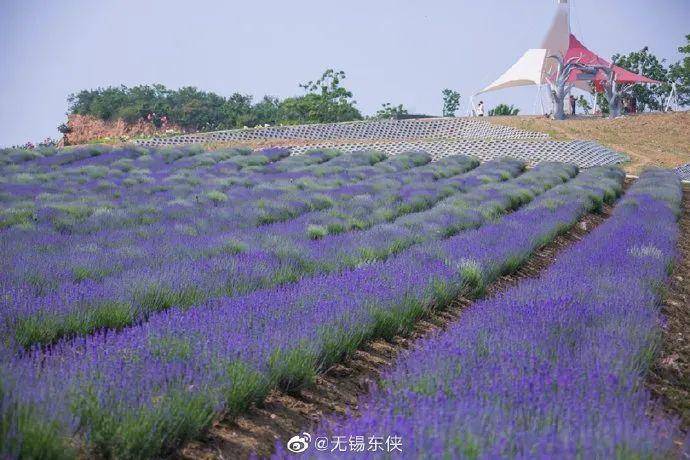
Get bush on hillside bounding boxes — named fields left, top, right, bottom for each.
left=488, top=104, right=520, bottom=116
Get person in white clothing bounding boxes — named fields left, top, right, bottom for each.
left=476, top=101, right=485, bottom=117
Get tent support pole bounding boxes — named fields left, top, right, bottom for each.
left=534, top=85, right=544, bottom=115
left=539, top=85, right=546, bottom=115
left=665, top=82, right=677, bottom=112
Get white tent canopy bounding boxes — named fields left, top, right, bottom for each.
left=476, top=49, right=548, bottom=95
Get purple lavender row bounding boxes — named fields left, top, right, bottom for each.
left=3, top=144, right=310, bottom=176
left=225, top=159, right=515, bottom=268
left=0, top=158, right=512, bottom=349
left=2, top=146, right=405, bottom=220
left=0, top=163, right=596, bottom=458
left=1, top=143, right=127, bottom=169
left=83, top=153, right=485, bottom=279
left=2, top=149, right=428, bottom=249
left=305, top=169, right=684, bottom=459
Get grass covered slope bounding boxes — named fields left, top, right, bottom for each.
left=490, top=112, right=690, bottom=175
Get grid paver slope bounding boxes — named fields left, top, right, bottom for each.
left=135, top=117, right=629, bottom=168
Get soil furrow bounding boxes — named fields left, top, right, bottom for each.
left=177, top=200, right=619, bottom=460
left=647, top=184, right=690, bottom=432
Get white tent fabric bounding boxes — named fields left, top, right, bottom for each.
left=541, top=0, right=593, bottom=93
left=475, top=0, right=570, bottom=96
left=541, top=0, right=571, bottom=79
left=476, top=49, right=548, bottom=95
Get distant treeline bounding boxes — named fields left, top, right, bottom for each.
left=67, top=70, right=364, bottom=132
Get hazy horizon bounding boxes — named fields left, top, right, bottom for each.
left=1, top=0, right=688, bottom=146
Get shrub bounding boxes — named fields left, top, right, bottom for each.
left=206, top=190, right=228, bottom=206
left=307, top=225, right=327, bottom=240
left=488, top=104, right=520, bottom=116
left=218, top=239, right=247, bottom=255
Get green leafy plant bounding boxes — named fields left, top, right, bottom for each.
left=442, top=89, right=461, bottom=117
left=375, top=102, right=409, bottom=119
left=488, top=104, right=520, bottom=116
left=577, top=95, right=592, bottom=114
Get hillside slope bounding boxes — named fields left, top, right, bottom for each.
left=489, top=112, right=690, bottom=174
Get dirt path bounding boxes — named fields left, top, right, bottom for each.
left=648, top=185, right=690, bottom=431
left=176, top=203, right=616, bottom=460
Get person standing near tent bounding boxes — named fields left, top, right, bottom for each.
left=476, top=101, right=485, bottom=117
left=569, top=95, right=576, bottom=116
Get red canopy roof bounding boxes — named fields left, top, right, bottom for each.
left=564, top=34, right=660, bottom=90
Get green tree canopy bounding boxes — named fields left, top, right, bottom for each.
left=612, top=47, right=671, bottom=111
left=442, top=89, right=461, bottom=117
left=281, top=69, right=362, bottom=124
left=374, top=103, right=409, bottom=119
left=66, top=69, right=362, bottom=131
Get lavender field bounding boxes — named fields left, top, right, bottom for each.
left=298, top=169, right=687, bottom=459
left=0, top=144, right=686, bottom=459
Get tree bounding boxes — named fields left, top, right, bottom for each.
left=289, top=69, right=363, bottom=123
left=546, top=54, right=602, bottom=119
left=166, top=86, right=228, bottom=131
left=600, top=66, right=624, bottom=118
left=278, top=93, right=326, bottom=125
left=669, top=34, right=690, bottom=106
left=488, top=104, right=519, bottom=116
left=442, top=89, right=461, bottom=117
left=374, top=103, right=409, bottom=119
left=222, top=93, right=254, bottom=128
left=612, top=47, right=670, bottom=111
left=250, top=96, right=281, bottom=127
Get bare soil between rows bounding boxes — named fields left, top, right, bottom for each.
left=648, top=185, right=690, bottom=433
left=176, top=199, right=618, bottom=459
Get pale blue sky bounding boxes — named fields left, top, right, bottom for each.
left=1, top=0, right=688, bottom=146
